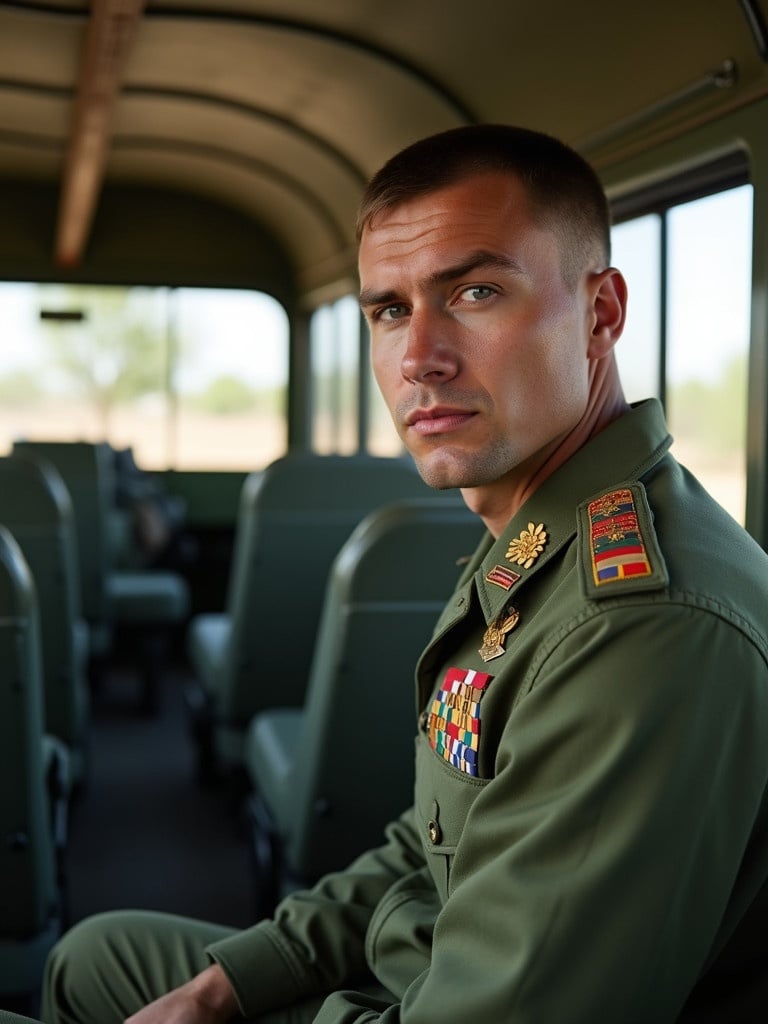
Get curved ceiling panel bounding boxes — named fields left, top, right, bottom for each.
left=106, top=146, right=358, bottom=295
left=0, top=0, right=766, bottom=302
left=112, top=93, right=364, bottom=240
left=125, top=14, right=468, bottom=222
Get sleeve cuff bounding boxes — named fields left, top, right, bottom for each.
left=206, top=919, right=313, bottom=1018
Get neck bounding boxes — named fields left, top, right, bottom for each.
left=463, top=359, right=629, bottom=537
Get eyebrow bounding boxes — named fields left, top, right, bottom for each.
left=358, top=249, right=524, bottom=309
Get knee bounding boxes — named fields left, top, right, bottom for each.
left=43, top=911, right=146, bottom=1024
left=47, top=910, right=132, bottom=976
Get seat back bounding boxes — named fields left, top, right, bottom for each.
left=220, top=453, right=439, bottom=725
left=0, top=527, right=59, bottom=992
left=0, top=454, right=88, bottom=761
left=13, top=440, right=113, bottom=626
left=281, top=498, right=485, bottom=879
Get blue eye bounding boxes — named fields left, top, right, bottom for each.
left=379, top=304, right=409, bottom=321
left=463, top=285, right=494, bottom=302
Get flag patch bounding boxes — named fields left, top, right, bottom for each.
left=588, top=487, right=652, bottom=586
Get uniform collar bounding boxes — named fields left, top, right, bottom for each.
left=471, top=399, right=673, bottom=623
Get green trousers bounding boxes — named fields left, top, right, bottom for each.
left=41, top=910, right=338, bottom=1024
left=0, top=1012, right=43, bottom=1023
left=41, top=910, right=395, bottom=1023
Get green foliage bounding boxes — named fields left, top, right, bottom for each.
left=190, top=376, right=285, bottom=416
left=197, top=375, right=255, bottom=414
left=39, top=285, right=165, bottom=429
left=0, top=368, right=43, bottom=405
left=668, top=354, right=747, bottom=458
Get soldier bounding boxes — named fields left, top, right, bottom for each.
left=43, top=125, right=768, bottom=1023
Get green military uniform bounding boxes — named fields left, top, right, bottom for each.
left=44, top=400, right=768, bottom=1023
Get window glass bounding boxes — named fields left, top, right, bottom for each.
left=0, top=283, right=288, bottom=470
left=171, top=288, right=288, bottom=470
left=365, top=322, right=404, bottom=456
left=666, top=185, right=752, bottom=523
left=310, top=295, right=360, bottom=453
left=610, top=214, right=662, bottom=403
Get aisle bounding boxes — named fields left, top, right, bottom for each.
left=65, top=663, right=255, bottom=931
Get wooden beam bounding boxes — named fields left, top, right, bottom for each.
left=55, top=0, right=145, bottom=267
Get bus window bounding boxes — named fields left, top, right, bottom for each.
left=0, top=283, right=289, bottom=471
left=611, top=183, right=753, bottom=524
left=611, top=214, right=662, bottom=405
left=367, top=349, right=404, bottom=456
left=666, top=187, right=752, bottom=525
left=171, top=288, right=289, bottom=470
left=310, top=295, right=360, bottom=454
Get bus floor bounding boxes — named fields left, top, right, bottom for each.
left=65, top=659, right=257, bottom=932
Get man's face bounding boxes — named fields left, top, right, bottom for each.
left=359, top=171, right=598, bottom=496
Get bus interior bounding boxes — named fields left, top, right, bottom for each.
left=1, top=0, right=768, bottom=1015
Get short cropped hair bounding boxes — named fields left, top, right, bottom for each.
left=356, top=124, right=611, bottom=288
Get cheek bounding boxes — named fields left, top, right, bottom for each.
left=492, top=313, right=589, bottom=422
left=536, top=325, right=591, bottom=416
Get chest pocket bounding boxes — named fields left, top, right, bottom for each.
left=414, top=734, right=489, bottom=903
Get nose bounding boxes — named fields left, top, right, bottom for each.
left=401, top=308, right=459, bottom=384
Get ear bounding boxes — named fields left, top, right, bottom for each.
left=587, top=268, right=627, bottom=358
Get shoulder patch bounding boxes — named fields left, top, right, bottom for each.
left=577, top=483, right=668, bottom=599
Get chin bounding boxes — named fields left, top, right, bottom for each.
left=413, top=440, right=517, bottom=492
left=412, top=453, right=481, bottom=491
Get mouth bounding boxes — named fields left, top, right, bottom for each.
left=404, top=406, right=477, bottom=437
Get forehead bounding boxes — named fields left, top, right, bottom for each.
left=358, top=171, right=546, bottom=281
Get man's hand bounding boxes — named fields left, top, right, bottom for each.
left=124, top=963, right=239, bottom=1024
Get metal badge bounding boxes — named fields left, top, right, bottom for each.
left=478, top=607, right=520, bottom=662
left=505, top=522, right=548, bottom=569
left=485, top=564, right=521, bottom=590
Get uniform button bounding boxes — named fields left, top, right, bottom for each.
left=427, top=819, right=442, bottom=845
left=418, top=710, right=429, bottom=731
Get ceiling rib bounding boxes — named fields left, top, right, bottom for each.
left=123, top=85, right=369, bottom=185
left=144, top=5, right=478, bottom=124
left=0, top=76, right=368, bottom=186
left=55, top=0, right=145, bottom=267
left=112, top=134, right=350, bottom=247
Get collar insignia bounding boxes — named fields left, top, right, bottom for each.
left=479, top=607, right=520, bottom=662
left=506, top=521, right=548, bottom=569
left=485, top=564, right=521, bottom=590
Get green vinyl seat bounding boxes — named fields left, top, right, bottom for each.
left=0, top=454, right=90, bottom=785
left=12, top=441, right=114, bottom=656
left=185, top=452, right=437, bottom=780
left=244, top=498, right=485, bottom=910
left=0, top=527, right=61, bottom=1004
left=13, top=441, right=190, bottom=711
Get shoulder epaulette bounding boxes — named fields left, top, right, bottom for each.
left=577, top=483, right=668, bottom=599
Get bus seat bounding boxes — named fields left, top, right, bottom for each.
left=13, top=441, right=190, bottom=712
left=0, top=527, right=61, bottom=1003
left=185, top=452, right=438, bottom=781
left=0, top=454, right=90, bottom=786
left=244, top=498, right=485, bottom=912
left=12, top=441, right=114, bottom=654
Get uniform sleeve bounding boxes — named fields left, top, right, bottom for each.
left=206, top=806, right=425, bottom=1017
left=311, top=600, right=768, bottom=1023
